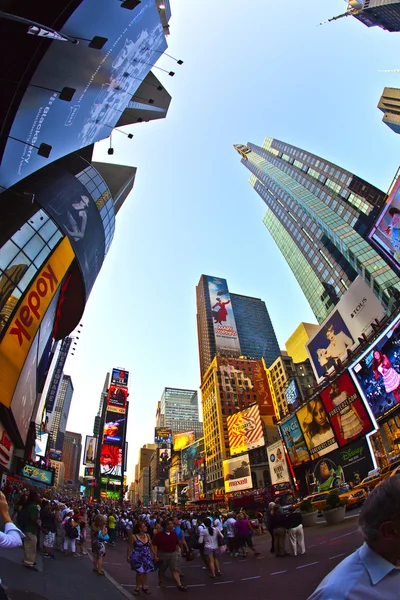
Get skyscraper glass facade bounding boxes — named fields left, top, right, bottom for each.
left=235, top=138, right=400, bottom=323
left=160, top=388, right=200, bottom=429
left=50, top=375, right=74, bottom=451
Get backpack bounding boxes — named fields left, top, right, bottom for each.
left=65, top=519, right=79, bottom=539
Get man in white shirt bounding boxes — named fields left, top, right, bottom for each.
left=225, top=513, right=237, bottom=556
left=0, top=491, right=24, bottom=598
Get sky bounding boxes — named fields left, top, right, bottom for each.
left=65, top=0, right=400, bottom=483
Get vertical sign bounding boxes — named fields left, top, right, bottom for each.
left=207, top=276, right=241, bottom=356
left=46, top=337, right=72, bottom=412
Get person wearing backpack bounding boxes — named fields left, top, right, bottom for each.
left=19, top=491, right=40, bottom=571
left=63, top=514, right=80, bottom=556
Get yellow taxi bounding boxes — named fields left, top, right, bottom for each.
left=299, top=486, right=367, bottom=512
left=352, top=473, right=381, bottom=492
left=380, top=459, right=400, bottom=481
left=390, top=465, right=400, bottom=478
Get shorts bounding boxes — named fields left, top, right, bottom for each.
left=43, top=532, right=56, bottom=548
left=236, top=534, right=253, bottom=548
left=204, top=547, right=219, bottom=556
left=158, top=551, right=180, bottom=572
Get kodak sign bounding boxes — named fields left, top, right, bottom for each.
left=0, top=237, right=74, bottom=409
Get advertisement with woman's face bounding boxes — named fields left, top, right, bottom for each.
left=297, top=399, right=338, bottom=459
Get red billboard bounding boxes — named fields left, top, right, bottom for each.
left=107, top=385, right=128, bottom=410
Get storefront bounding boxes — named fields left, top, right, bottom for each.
left=369, top=410, right=400, bottom=468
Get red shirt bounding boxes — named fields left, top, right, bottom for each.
left=152, top=529, right=178, bottom=553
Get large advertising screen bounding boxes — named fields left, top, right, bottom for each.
left=158, top=447, right=172, bottom=480
left=107, top=385, right=128, bottom=410
left=368, top=176, right=400, bottom=272
left=173, top=431, right=195, bottom=452
left=0, top=0, right=167, bottom=190
left=155, top=427, right=173, bottom=444
left=350, top=313, right=400, bottom=422
left=227, top=404, right=264, bottom=456
left=181, top=441, right=204, bottom=481
left=297, top=399, right=339, bottom=459
left=19, top=463, right=54, bottom=486
left=306, top=277, right=386, bottom=382
left=100, top=444, right=123, bottom=477
left=103, top=409, right=125, bottom=444
left=83, top=436, right=97, bottom=466
left=207, top=276, right=241, bottom=356
left=111, top=368, right=129, bottom=387
left=319, top=371, right=376, bottom=447
left=223, top=453, right=252, bottom=493
left=267, top=440, right=290, bottom=485
left=280, top=415, right=311, bottom=466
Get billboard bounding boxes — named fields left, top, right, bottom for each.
left=227, top=405, right=264, bottom=456
left=350, top=313, right=400, bottom=421
left=0, top=425, right=14, bottom=471
left=155, top=427, right=173, bottom=444
left=285, top=379, right=301, bottom=408
left=83, top=436, right=97, bottom=466
left=297, top=399, right=339, bottom=459
left=10, top=332, right=38, bottom=444
left=0, top=237, right=74, bottom=410
left=173, top=431, right=195, bottom=452
left=207, top=276, right=241, bottom=356
left=253, top=361, right=276, bottom=416
left=111, top=368, right=129, bottom=387
left=19, top=463, right=54, bottom=486
left=46, top=337, right=72, bottom=413
left=100, top=444, right=123, bottom=477
left=181, top=441, right=204, bottom=481
left=368, top=176, right=400, bottom=272
left=35, top=432, right=49, bottom=458
left=103, top=410, right=125, bottom=444
left=223, top=453, right=252, bottom=493
left=158, top=447, right=171, bottom=480
left=306, top=277, right=386, bottom=381
left=267, top=441, right=290, bottom=485
left=84, top=467, right=94, bottom=478
left=280, top=415, right=311, bottom=467
left=0, top=0, right=167, bottom=190
left=107, top=385, right=128, bottom=410
left=319, top=371, right=376, bottom=447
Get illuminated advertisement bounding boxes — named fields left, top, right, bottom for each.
left=227, top=405, right=264, bottom=456
left=350, top=314, right=400, bottom=421
left=158, top=448, right=171, bottom=480
left=107, top=385, right=128, bottom=410
left=297, top=399, right=339, bottom=459
left=306, top=277, right=386, bottom=381
left=369, top=176, right=400, bottom=272
left=0, top=237, right=74, bottom=410
left=100, top=444, right=122, bottom=477
left=267, top=441, right=290, bottom=485
left=0, top=425, right=14, bottom=471
left=285, top=379, right=301, bottom=408
left=19, top=463, right=54, bottom=486
left=0, top=0, right=167, bottom=190
left=223, top=453, right=252, bottom=493
left=173, top=431, right=195, bottom=452
left=207, top=276, right=241, bottom=356
left=181, top=441, right=204, bottom=481
left=103, top=410, right=125, bottom=444
left=253, top=361, right=276, bottom=416
left=83, top=436, right=97, bottom=466
left=84, top=467, right=94, bottom=478
left=111, top=369, right=129, bottom=387
left=280, top=415, right=311, bottom=467
left=319, top=371, right=376, bottom=447
left=35, top=432, right=49, bottom=458
left=155, top=427, right=173, bottom=444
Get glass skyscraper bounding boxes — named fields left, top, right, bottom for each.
left=235, top=138, right=400, bottom=323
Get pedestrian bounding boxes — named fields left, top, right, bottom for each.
left=213, top=512, right=223, bottom=533
left=0, top=491, right=24, bottom=598
left=286, top=506, right=305, bottom=556
left=225, top=512, right=237, bottom=556
left=308, top=477, right=400, bottom=599
left=19, top=491, right=40, bottom=571
left=63, top=514, right=80, bottom=556
left=198, top=518, right=223, bottom=578
left=234, top=512, right=260, bottom=557
left=257, top=510, right=265, bottom=535
left=91, top=514, right=108, bottom=576
left=108, top=511, right=116, bottom=546
left=77, top=520, right=88, bottom=555
left=127, top=521, right=158, bottom=595
left=270, top=504, right=287, bottom=557
left=152, top=518, right=187, bottom=591
left=266, top=502, right=276, bottom=553
left=40, top=500, right=57, bottom=559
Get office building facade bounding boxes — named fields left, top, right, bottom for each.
left=347, top=0, right=400, bottom=32
left=159, top=388, right=200, bottom=431
left=378, top=87, right=400, bottom=134
left=49, top=375, right=74, bottom=452
left=235, top=138, right=400, bottom=324
left=62, top=431, right=82, bottom=485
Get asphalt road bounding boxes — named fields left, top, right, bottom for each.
left=99, top=510, right=363, bottom=600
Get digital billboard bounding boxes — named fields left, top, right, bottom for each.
left=103, top=410, right=125, bottom=444
left=280, top=415, right=311, bottom=467
left=319, top=371, right=376, bottom=447
left=100, top=444, right=122, bottom=477
left=285, top=379, right=301, bottom=408
left=369, top=176, right=400, bottom=272
left=108, top=385, right=128, bottom=409
left=267, top=441, right=290, bottom=485
left=83, top=436, right=97, bottom=466
left=35, top=432, right=49, bottom=458
left=173, top=431, right=195, bottom=452
left=84, top=467, right=94, bottom=478
left=350, top=313, right=400, bottom=421
left=158, top=447, right=171, bottom=480
left=0, top=0, right=167, bottom=190
left=306, top=277, right=386, bottom=382
left=111, top=368, right=129, bottom=387
left=297, top=399, right=339, bottom=459
left=207, top=276, right=241, bottom=356
left=155, top=427, right=173, bottom=444
left=19, top=463, right=54, bottom=486
left=227, top=404, right=264, bottom=456
left=181, top=441, right=204, bottom=481
left=223, top=453, right=252, bottom=493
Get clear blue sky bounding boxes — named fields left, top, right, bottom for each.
left=65, top=0, right=400, bottom=483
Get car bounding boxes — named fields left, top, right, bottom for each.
left=338, top=487, right=367, bottom=509
left=380, top=459, right=400, bottom=481
left=297, top=487, right=367, bottom=512
left=352, top=473, right=382, bottom=492
left=390, top=465, right=400, bottom=477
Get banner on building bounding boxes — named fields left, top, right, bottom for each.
left=297, top=399, right=339, bottom=459
left=83, top=436, right=97, bottom=466
left=227, top=404, right=264, bottom=456
left=111, top=368, right=129, bottom=387
left=173, top=431, right=195, bottom=452
left=155, top=427, right=173, bottom=444
left=223, top=453, right=252, bottom=493
left=267, top=441, right=290, bottom=485
left=181, top=440, right=204, bottom=481
left=368, top=175, right=400, bottom=273
left=350, top=313, right=400, bottom=422
left=279, top=415, right=311, bottom=467
left=107, top=385, right=128, bottom=410
left=306, top=277, right=386, bottom=382
left=207, top=276, right=241, bottom=356
left=319, top=371, right=376, bottom=447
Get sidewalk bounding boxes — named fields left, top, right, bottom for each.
left=0, top=546, right=126, bottom=600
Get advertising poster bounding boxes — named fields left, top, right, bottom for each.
left=297, top=399, right=338, bottom=459
left=100, top=444, right=122, bottom=477
left=108, top=385, right=128, bottom=410
left=181, top=441, right=204, bottom=481
left=253, top=361, right=276, bottom=416
left=223, top=453, right=252, bottom=493
left=158, top=446, right=171, bottom=480
left=306, top=277, right=386, bottom=381
left=350, top=313, right=400, bottom=421
left=173, top=431, right=195, bottom=452
left=103, top=410, right=125, bottom=444
left=154, top=427, right=173, bottom=444
left=267, top=441, right=290, bottom=485
left=207, top=276, right=241, bottom=356
left=319, top=371, right=376, bottom=447
left=285, top=379, right=301, bottom=408
left=19, top=463, right=54, bottom=486
left=369, top=176, right=400, bottom=272
left=83, top=436, right=97, bottom=466
left=227, top=405, right=264, bottom=456
left=111, top=369, right=129, bottom=387
left=280, top=415, right=310, bottom=466
left=84, top=467, right=94, bottom=478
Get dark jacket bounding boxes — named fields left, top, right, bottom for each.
left=270, top=511, right=287, bottom=530
left=285, top=511, right=302, bottom=530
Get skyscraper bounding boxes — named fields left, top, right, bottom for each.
left=62, top=432, right=82, bottom=485
left=325, top=1, right=400, bottom=32
left=196, top=275, right=280, bottom=378
left=158, top=388, right=203, bottom=438
left=235, top=139, right=400, bottom=324
left=378, top=87, right=400, bottom=135
left=49, top=375, right=74, bottom=452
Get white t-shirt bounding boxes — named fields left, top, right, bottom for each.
left=198, top=527, right=220, bottom=550
left=226, top=518, right=236, bottom=538
left=213, top=518, right=223, bottom=532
